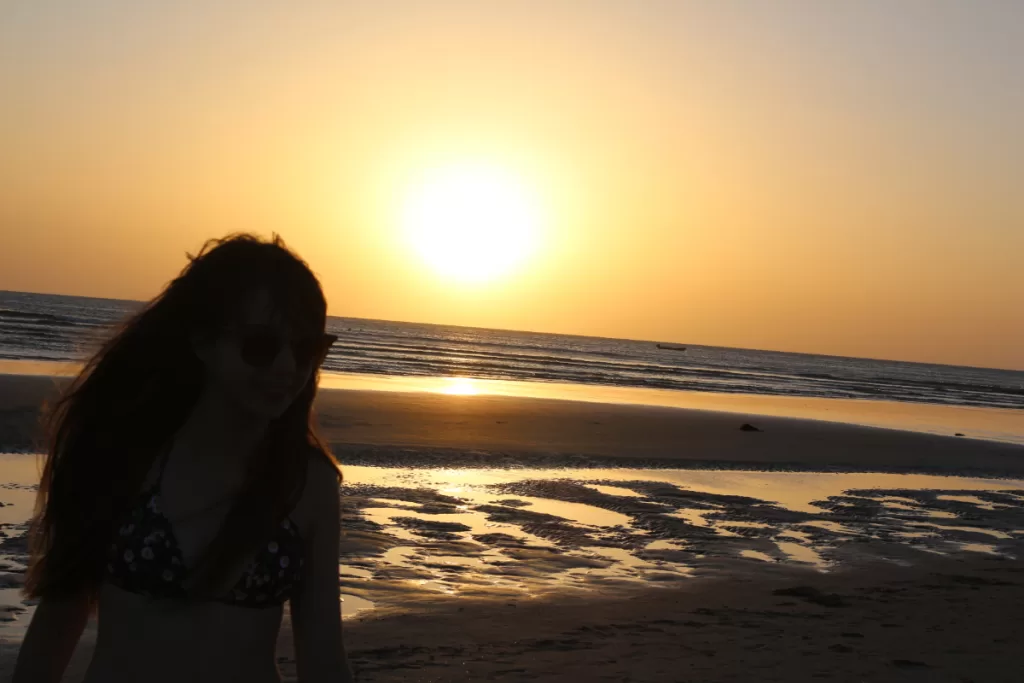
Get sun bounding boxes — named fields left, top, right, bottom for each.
left=400, top=163, right=542, bottom=283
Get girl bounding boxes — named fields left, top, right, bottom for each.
left=13, top=233, right=354, bottom=682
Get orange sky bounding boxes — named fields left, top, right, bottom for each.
left=1, top=2, right=1022, bottom=370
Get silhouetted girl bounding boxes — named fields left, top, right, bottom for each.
left=14, top=233, right=354, bottom=682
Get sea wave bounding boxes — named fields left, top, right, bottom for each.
left=1, top=290, right=1021, bottom=411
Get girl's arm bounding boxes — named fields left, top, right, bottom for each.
left=290, top=456, right=355, bottom=683
left=12, top=591, right=91, bottom=683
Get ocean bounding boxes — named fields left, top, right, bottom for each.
left=1, top=289, right=1021, bottom=412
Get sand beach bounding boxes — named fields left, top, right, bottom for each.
left=0, top=372, right=1022, bottom=682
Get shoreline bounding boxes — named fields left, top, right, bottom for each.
left=2, top=358, right=1023, bottom=445
left=2, top=373, right=1023, bottom=477
left=316, top=371, right=1024, bottom=446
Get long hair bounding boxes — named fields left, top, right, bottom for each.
left=24, top=232, right=340, bottom=602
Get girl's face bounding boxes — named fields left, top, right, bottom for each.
left=192, top=287, right=323, bottom=420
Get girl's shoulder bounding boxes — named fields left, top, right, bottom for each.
left=303, top=446, right=341, bottom=488
left=292, top=447, right=341, bottom=533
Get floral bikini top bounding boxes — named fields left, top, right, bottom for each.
left=105, top=446, right=305, bottom=608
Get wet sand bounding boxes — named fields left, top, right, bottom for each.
left=2, top=372, right=1024, bottom=681
left=294, top=552, right=1024, bottom=683
left=2, top=373, right=1023, bottom=476
left=7, top=551, right=1023, bottom=682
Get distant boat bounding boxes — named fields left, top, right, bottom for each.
left=656, top=343, right=687, bottom=351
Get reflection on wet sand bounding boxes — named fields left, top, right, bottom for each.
left=335, top=466, right=1024, bottom=615
left=0, top=455, right=1023, bottom=637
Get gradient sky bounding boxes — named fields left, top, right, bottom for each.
left=1, top=1, right=1022, bottom=370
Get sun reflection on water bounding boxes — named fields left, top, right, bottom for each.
left=437, top=377, right=480, bottom=395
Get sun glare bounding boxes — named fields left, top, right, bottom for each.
left=400, top=163, right=542, bottom=283
left=438, top=377, right=480, bottom=395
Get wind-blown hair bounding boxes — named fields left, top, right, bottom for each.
left=24, top=232, right=340, bottom=602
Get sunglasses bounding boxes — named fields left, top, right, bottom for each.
left=226, top=325, right=337, bottom=369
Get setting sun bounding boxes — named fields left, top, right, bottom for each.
left=399, top=164, right=542, bottom=283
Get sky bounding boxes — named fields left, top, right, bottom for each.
left=1, top=1, right=1022, bottom=370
